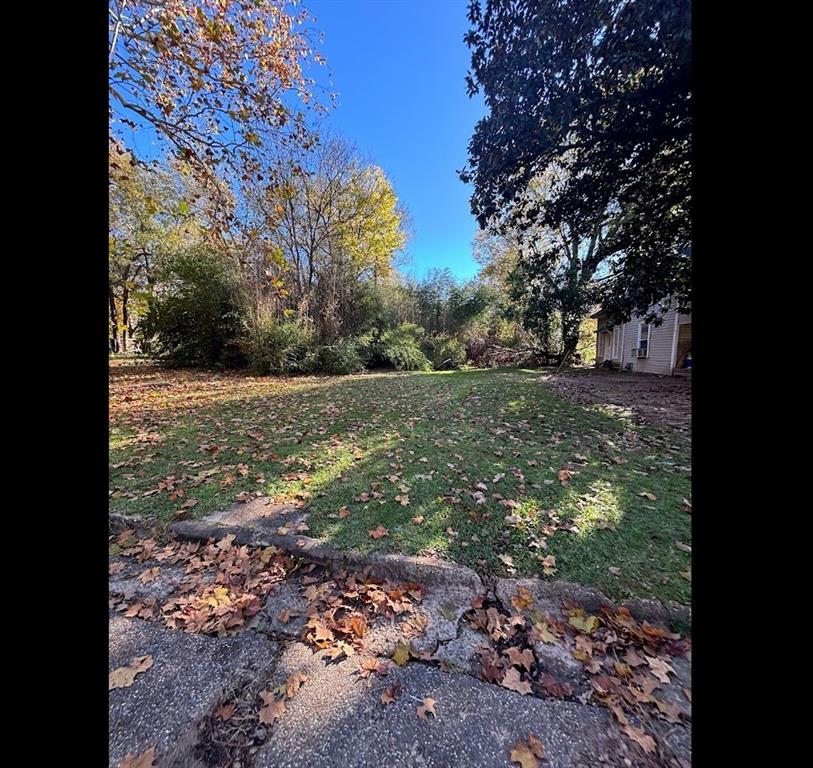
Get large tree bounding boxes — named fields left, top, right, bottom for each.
left=460, top=0, right=691, bottom=321
left=109, top=0, right=329, bottom=209
left=240, top=137, right=409, bottom=339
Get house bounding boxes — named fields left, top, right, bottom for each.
left=593, top=298, right=691, bottom=376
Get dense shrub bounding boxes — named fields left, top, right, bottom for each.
left=368, top=323, right=432, bottom=371
left=424, top=333, right=466, bottom=370
left=141, top=247, right=244, bottom=368
left=240, top=307, right=316, bottom=374
left=316, top=337, right=365, bottom=375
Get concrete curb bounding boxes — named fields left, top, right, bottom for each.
left=171, top=519, right=484, bottom=593
left=112, top=512, right=689, bottom=631
left=495, top=577, right=691, bottom=630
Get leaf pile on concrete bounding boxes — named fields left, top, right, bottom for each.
left=109, top=528, right=295, bottom=636
left=467, top=587, right=691, bottom=760
left=300, top=565, right=426, bottom=662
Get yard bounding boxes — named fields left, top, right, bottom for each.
left=110, top=362, right=691, bottom=605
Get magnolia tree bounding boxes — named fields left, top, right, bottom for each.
left=461, top=0, right=691, bottom=322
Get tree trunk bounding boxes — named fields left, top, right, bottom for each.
left=555, top=315, right=580, bottom=375
left=121, top=283, right=130, bottom=352
left=109, top=287, right=119, bottom=353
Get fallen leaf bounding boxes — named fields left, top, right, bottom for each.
left=411, top=515, right=425, bottom=524
left=337, top=505, right=350, bottom=518
left=567, top=613, right=599, bottom=633
left=258, top=697, right=286, bottom=724
left=608, top=566, right=621, bottom=576
left=498, top=554, right=515, bottom=569
left=511, top=586, right=535, bottom=611
left=510, top=734, right=545, bottom=768
left=504, top=646, right=534, bottom=671
left=646, top=656, right=675, bottom=683
left=639, top=491, right=657, bottom=501
left=119, top=745, right=156, bottom=768
left=369, top=525, right=389, bottom=539
left=214, top=702, right=235, bottom=721
left=392, top=642, right=411, bottom=666
left=381, top=681, right=402, bottom=704
left=654, top=697, right=684, bottom=723
left=622, top=648, right=647, bottom=667
left=623, top=725, right=657, bottom=754
left=416, top=697, right=437, bottom=720
left=138, top=567, right=160, bottom=584
left=539, top=673, right=572, bottom=698
left=675, top=540, right=691, bottom=553
left=109, top=655, right=154, bottom=690
left=500, top=667, right=532, bottom=695
left=285, top=672, right=308, bottom=698
left=510, top=743, right=539, bottom=768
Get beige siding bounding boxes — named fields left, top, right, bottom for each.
left=625, top=307, right=678, bottom=375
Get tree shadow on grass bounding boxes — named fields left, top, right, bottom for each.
left=110, top=368, right=691, bottom=605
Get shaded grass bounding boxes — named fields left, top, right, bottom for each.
left=110, top=365, right=691, bottom=604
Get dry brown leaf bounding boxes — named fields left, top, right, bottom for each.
left=138, top=567, right=160, bottom=584
left=119, top=745, right=156, bottom=768
left=109, top=655, right=154, bottom=690
left=510, top=743, right=539, bottom=768
left=416, top=697, right=437, bottom=720
left=511, top=586, right=535, bottom=611
left=381, top=681, right=402, bottom=704
left=258, top=697, right=286, bottom=724
left=214, top=702, right=235, bottom=721
left=504, top=646, right=534, bottom=672
left=500, top=667, right=533, bottom=695
left=623, top=725, right=657, bottom=754
left=286, top=672, right=308, bottom=698
left=646, top=656, right=675, bottom=683
left=369, top=525, right=389, bottom=539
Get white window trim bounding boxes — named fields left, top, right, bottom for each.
left=637, top=322, right=650, bottom=359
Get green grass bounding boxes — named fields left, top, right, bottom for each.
left=110, top=366, right=691, bottom=604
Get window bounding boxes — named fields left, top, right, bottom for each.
left=637, top=323, right=650, bottom=358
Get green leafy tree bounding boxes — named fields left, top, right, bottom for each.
left=461, top=0, right=691, bottom=321
left=141, top=246, right=244, bottom=367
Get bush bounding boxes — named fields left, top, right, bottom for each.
left=425, top=333, right=466, bottom=370
left=368, top=323, right=432, bottom=371
left=240, top=307, right=316, bottom=375
left=141, top=247, right=244, bottom=368
left=316, top=337, right=364, bottom=375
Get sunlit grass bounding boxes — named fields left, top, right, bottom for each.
left=109, top=364, right=691, bottom=603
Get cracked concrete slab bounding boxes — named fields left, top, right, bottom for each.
left=255, top=651, right=648, bottom=768
left=109, top=614, right=279, bottom=767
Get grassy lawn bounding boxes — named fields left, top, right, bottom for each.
left=110, top=363, right=691, bottom=604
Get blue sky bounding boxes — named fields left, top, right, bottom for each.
left=306, top=0, right=486, bottom=281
